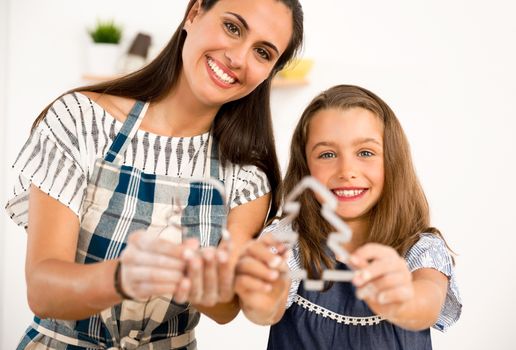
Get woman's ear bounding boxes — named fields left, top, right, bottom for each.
left=184, top=0, right=202, bottom=32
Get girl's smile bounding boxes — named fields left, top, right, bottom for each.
left=331, top=187, right=368, bottom=201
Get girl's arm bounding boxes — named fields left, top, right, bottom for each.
left=193, top=193, right=272, bottom=324
left=350, top=243, right=448, bottom=331
left=26, top=185, right=187, bottom=319
left=235, top=234, right=290, bottom=325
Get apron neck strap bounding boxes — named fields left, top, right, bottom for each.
left=105, top=100, right=149, bottom=164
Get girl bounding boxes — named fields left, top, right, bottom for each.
left=235, top=85, right=462, bottom=349
left=5, top=0, right=303, bottom=348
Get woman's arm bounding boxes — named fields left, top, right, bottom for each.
left=235, top=234, right=290, bottom=325
left=350, top=243, right=448, bottom=331
left=26, top=185, right=188, bottom=320
left=194, top=193, right=271, bottom=324
left=25, top=185, right=120, bottom=319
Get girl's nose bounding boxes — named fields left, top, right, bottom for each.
left=337, top=159, right=357, bottom=180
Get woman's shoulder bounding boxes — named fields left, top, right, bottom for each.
left=77, top=91, right=135, bottom=124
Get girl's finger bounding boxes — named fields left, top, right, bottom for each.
left=364, top=271, right=409, bottom=294
left=376, top=285, right=414, bottom=305
left=353, top=256, right=406, bottom=287
left=246, top=240, right=285, bottom=269
left=236, top=256, right=280, bottom=283
left=235, top=275, right=272, bottom=294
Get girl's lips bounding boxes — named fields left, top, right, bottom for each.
left=332, top=188, right=368, bottom=201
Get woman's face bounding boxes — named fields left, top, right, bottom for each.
left=182, top=0, right=293, bottom=107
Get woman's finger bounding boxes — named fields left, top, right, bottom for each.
left=200, top=247, right=219, bottom=306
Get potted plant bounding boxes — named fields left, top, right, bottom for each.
left=86, top=19, right=123, bottom=76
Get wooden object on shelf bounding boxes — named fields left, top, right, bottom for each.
left=272, top=77, right=309, bottom=88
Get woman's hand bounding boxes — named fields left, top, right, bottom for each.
left=350, top=243, right=414, bottom=319
left=119, top=230, right=190, bottom=301
left=235, top=234, right=290, bottom=325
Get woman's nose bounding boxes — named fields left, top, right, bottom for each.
left=224, top=44, right=247, bottom=69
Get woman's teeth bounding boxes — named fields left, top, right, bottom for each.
left=208, top=58, right=236, bottom=84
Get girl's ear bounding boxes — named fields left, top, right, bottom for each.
left=184, top=0, right=202, bottom=32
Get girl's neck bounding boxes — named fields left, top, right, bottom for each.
left=144, top=75, right=219, bottom=137
left=342, top=218, right=369, bottom=253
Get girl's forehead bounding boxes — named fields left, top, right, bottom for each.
left=309, top=107, right=383, bottom=132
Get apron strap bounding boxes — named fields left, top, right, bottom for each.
left=203, top=128, right=221, bottom=179
left=105, top=101, right=149, bottom=164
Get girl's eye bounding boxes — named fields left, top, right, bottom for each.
left=319, top=152, right=336, bottom=159
left=255, top=47, right=271, bottom=61
left=224, top=22, right=240, bottom=36
left=358, top=150, right=374, bottom=157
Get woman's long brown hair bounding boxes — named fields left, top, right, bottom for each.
left=29, top=0, right=304, bottom=220
left=283, top=84, right=454, bottom=277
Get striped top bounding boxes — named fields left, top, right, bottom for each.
left=263, top=219, right=462, bottom=332
left=5, top=92, right=271, bottom=228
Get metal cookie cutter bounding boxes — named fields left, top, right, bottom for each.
left=274, top=176, right=354, bottom=291
left=158, top=177, right=231, bottom=244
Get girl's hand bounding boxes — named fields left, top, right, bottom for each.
left=119, top=230, right=189, bottom=301
left=350, top=243, right=414, bottom=318
left=235, top=234, right=290, bottom=324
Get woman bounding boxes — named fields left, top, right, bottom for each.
left=5, top=0, right=303, bottom=348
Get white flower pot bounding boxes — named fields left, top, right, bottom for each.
left=86, top=42, right=121, bottom=76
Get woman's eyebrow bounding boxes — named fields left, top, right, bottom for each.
left=226, top=12, right=280, bottom=55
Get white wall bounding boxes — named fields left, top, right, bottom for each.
left=0, top=0, right=8, bottom=343
left=2, top=0, right=515, bottom=349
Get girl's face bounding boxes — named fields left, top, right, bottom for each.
left=306, top=107, right=385, bottom=225
left=182, top=0, right=293, bottom=108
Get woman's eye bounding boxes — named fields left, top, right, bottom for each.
left=358, top=150, right=374, bottom=157
left=319, top=152, right=336, bottom=159
left=255, top=47, right=271, bottom=61
left=224, top=22, right=240, bottom=36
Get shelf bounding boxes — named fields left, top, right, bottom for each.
left=81, top=74, right=308, bottom=88
left=271, top=77, right=309, bottom=88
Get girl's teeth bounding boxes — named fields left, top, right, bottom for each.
left=335, top=189, right=364, bottom=197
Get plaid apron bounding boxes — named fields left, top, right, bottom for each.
left=18, top=101, right=227, bottom=350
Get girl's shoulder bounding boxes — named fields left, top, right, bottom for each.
left=262, top=217, right=294, bottom=235
left=405, top=232, right=455, bottom=281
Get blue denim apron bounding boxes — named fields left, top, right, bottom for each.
left=268, top=262, right=432, bottom=350
left=18, top=101, right=227, bottom=350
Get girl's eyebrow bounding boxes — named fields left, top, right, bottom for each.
left=226, top=12, right=280, bottom=55
left=353, top=137, right=382, bottom=146
left=310, top=138, right=382, bottom=152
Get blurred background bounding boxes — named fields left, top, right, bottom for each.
left=1, top=0, right=515, bottom=349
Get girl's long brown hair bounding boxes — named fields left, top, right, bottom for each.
left=283, top=84, right=453, bottom=277
left=30, top=0, right=304, bottom=221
